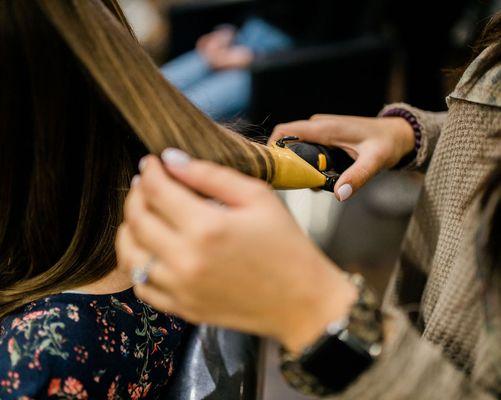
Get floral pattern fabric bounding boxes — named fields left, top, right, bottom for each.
left=0, top=289, right=187, bottom=399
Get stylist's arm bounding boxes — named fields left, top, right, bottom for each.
left=116, top=151, right=358, bottom=353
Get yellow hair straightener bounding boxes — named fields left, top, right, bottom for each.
left=269, top=136, right=353, bottom=192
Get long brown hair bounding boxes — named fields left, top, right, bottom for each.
left=0, top=0, right=274, bottom=318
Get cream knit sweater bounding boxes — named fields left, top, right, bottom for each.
left=333, top=50, right=501, bottom=399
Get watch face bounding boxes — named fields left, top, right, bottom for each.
left=301, top=331, right=374, bottom=393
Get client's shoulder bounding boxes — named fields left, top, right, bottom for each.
left=1, top=291, right=100, bottom=338
left=0, top=290, right=137, bottom=373
left=0, top=288, right=186, bottom=353
left=0, top=294, right=95, bottom=370
left=0, top=294, right=93, bottom=398
left=0, top=290, right=187, bottom=398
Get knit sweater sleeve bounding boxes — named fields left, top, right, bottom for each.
left=329, top=306, right=498, bottom=400
left=379, top=103, right=448, bottom=171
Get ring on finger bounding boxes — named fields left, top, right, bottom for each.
left=131, top=256, right=156, bottom=285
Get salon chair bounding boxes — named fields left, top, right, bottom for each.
left=163, top=325, right=263, bottom=400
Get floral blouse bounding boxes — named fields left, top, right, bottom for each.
left=0, top=289, right=187, bottom=399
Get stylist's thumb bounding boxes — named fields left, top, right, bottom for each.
left=333, top=152, right=381, bottom=202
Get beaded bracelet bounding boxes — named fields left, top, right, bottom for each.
left=381, top=108, right=422, bottom=168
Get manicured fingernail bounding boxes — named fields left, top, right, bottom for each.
left=138, top=157, right=148, bottom=172
left=161, top=148, right=191, bottom=167
left=131, top=175, right=140, bottom=188
left=338, top=184, right=353, bottom=202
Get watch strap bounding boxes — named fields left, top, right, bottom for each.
left=280, top=274, right=383, bottom=397
left=381, top=108, right=423, bottom=169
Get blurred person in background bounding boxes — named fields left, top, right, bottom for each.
left=160, top=0, right=352, bottom=121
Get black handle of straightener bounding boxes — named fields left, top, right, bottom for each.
left=288, top=142, right=354, bottom=175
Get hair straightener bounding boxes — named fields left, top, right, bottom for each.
left=268, top=136, right=354, bottom=192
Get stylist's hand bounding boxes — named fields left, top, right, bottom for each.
left=269, top=115, right=415, bottom=201
left=116, top=151, right=357, bottom=353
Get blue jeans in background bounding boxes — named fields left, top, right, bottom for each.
left=161, top=17, right=294, bottom=121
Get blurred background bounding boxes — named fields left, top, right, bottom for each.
left=120, top=1, right=500, bottom=398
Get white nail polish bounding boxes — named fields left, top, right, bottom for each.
left=131, top=175, right=140, bottom=188
left=338, top=184, right=353, bottom=202
left=161, top=148, right=191, bottom=167
left=138, top=157, right=147, bottom=172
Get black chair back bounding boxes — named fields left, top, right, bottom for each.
left=163, top=326, right=263, bottom=400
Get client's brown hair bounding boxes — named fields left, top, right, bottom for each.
left=0, top=0, right=274, bottom=318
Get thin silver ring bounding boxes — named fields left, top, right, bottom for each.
left=131, top=256, right=156, bottom=285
